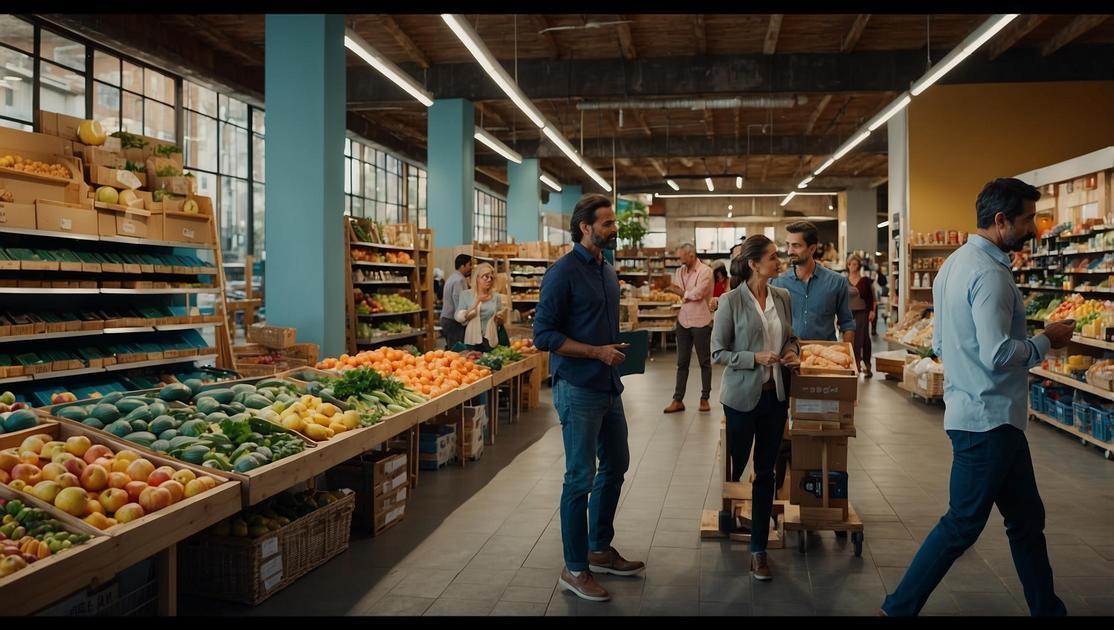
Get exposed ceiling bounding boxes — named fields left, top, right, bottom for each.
left=40, top=14, right=1114, bottom=195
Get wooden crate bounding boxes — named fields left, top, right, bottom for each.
left=903, top=356, right=944, bottom=399
left=177, top=490, right=355, bottom=605
left=246, top=324, right=297, bottom=349
left=799, top=340, right=858, bottom=375
left=324, top=451, right=409, bottom=532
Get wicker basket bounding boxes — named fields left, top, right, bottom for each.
left=177, top=490, right=355, bottom=605
left=247, top=324, right=297, bottom=349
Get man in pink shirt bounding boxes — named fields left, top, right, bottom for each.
left=664, top=243, right=714, bottom=413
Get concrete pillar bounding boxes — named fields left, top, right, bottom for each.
left=264, top=14, right=346, bottom=356
left=888, top=109, right=910, bottom=319
left=844, top=187, right=879, bottom=256
left=507, top=158, right=541, bottom=242
left=563, top=185, right=583, bottom=213
left=428, top=99, right=474, bottom=247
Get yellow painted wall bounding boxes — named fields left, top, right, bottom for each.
left=909, top=81, right=1114, bottom=233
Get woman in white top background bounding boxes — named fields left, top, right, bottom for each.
left=710, top=234, right=799, bottom=581
left=454, top=262, right=505, bottom=352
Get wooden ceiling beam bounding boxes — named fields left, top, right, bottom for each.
left=841, top=15, right=871, bottom=53
left=693, top=15, right=707, bottom=55
left=1041, top=15, right=1108, bottom=57
left=647, top=158, right=668, bottom=177
left=985, top=14, right=1048, bottom=60
left=379, top=15, right=431, bottom=69
left=764, top=15, right=784, bottom=55
left=616, top=15, right=637, bottom=60
left=761, top=156, right=772, bottom=182
left=629, top=109, right=652, bottom=137
left=476, top=102, right=509, bottom=130
left=703, top=108, right=715, bottom=140
left=532, top=15, right=562, bottom=59
left=804, top=94, right=833, bottom=135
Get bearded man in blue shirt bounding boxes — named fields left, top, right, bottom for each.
left=880, top=178, right=1075, bottom=617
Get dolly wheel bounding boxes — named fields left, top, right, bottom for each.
left=852, top=532, right=864, bottom=557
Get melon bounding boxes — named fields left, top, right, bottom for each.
left=77, top=120, right=107, bottom=146
left=182, top=199, right=199, bottom=214
left=96, top=186, right=119, bottom=205
left=118, top=189, right=142, bottom=208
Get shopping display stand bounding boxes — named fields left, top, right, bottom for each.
left=700, top=418, right=787, bottom=549
left=784, top=421, right=864, bottom=556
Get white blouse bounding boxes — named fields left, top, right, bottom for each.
left=745, top=285, right=786, bottom=402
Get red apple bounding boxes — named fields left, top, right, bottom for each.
left=79, top=464, right=109, bottom=492
left=114, top=503, right=145, bottom=524
left=107, top=472, right=131, bottom=489
left=158, top=480, right=184, bottom=503
left=61, top=458, right=86, bottom=477
left=125, top=459, right=154, bottom=482
left=138, top=487, right=171, bottom=513
left=146, top=469, right=172, bottom=487
left=56, top=472, right=81, bottom=489
left=124, top=481, right=148, bottom=503
left=82, top=445, right=113, bottom=465
left=10, top=464, right=42, bottom=485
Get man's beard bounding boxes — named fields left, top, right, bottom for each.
left=1004, top=225, right=1034, bottom=252
left=591, top=229, right=618, bottom=250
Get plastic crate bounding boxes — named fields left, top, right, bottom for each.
left=1092, top=407, right=1114, bottom=443
left=1073, top=401, right=1093, bottom=433
left=1029, top=382, right=1046, bottom=414
left=1047, top=398, right=1075, bottom=425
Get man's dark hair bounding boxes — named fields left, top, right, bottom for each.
left=730, top=235, right=774, bottom=289
left=454, top=254, right=472, bottom=270
left=569, top=194, right=613, bottom=243
left=785, top=221, right=819, bottom=247
left=976, top=178, right=1040, bottom=229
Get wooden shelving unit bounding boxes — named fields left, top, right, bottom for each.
left=344, top=218, right=433, bottom=353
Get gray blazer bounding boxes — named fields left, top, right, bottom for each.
left=711, top=284, right=799, bottom=413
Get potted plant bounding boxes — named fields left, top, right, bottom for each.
left=617, top=204, right=649, bottom=254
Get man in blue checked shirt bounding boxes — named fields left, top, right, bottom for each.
left=880, top=178, right=1075, bottom=617
left=533, top=194, right=645, bottom=604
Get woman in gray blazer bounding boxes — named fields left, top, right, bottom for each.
left=711, top=234, right=800, bottom=581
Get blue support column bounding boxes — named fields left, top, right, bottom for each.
left=428, top=99, right=474, bottom=247
left=264, top=14, right=346, bottom=356
left=507, top=158, right=541, bottom=242
left=563, top=185, right=583, bottom=212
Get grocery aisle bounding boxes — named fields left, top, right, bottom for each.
left=183, top=345, right=1114, bottom=617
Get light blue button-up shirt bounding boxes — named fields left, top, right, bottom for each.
left=771, top=263, right=855, bottom=341
left=932, top=234, right=1051, bottom=433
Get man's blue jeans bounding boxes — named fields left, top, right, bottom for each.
left=553, top=378, right=630, bottom=572
left=882, top=425, right=1066, bottom=616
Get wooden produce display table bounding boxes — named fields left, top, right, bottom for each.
left=488, top=354, right=541, bottom=443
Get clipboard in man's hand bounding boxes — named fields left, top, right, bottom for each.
left=617, top=330, right=649, bottom=376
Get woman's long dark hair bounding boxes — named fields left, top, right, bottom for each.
left=730, top=234, right=774, bottom=290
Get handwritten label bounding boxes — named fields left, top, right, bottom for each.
left=795, top=399, right=840, bottom=414
left=261, top=536, right=279, bottom=558
left=60, top=217, right=73, bottom=231
left=115, top=169, right=142, bottom=190
left=263, top=570, right=283, bottom=593
left=384, top=456, right=406, bottom=475
left=388, top=472, right=407, bottom=493
left=0, top=209, right=7, bottom=223
left=395, top=487, right=408, bottom=503
left=122, top=221, right=136, bottom=234
left=182, top=227, right=195, bottom=239
left=260, top=554, right=283, bottom=580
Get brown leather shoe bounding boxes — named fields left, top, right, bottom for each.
left=699, top=399, right=711, bottom=412
left=588, top=546, right=645, bottom=576
left=558, top=566, right=611, bottom=602
left=663, top=400, right=685, bottom=414
left=751, top=552, right=772, bottom=581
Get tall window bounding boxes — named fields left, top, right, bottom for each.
left=643, top=216, right=667, bottom=248
left=0, top=16, right=33, bottom=130
left=92, top=50, right=175, bottom=140
left=406, top=165, right=427, bottom=228
left=184, top=80, right=263, bottom=263
left=38, top=28, right=85, bottom=120
left=695, top=226, right=746, bottom=253
left=344, top=137, right=404, bottom=223
left=474, top=188, right=507, bottom=243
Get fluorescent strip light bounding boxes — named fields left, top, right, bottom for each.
left=539, top=173, right=562, bottom=192
left=727, top=211, right=733, bottom=218
left=655, top=193, right=786, bottom=199
left=798, top=176, right=814, bottom=189
left=474, top=127, right=522, bottom=164
left=442, top=14, right=546, bottom=128
left=877, top=220, right=890, bottom=228
left=867, top=93, right=912, bottom=132
left=780, top=192, right=797, bottom=206
left=666, top=179, right=680, bottom=191
left=344, top=29, right=433, bottom=107
left=831, top=131, right=871, bottom=163
left=582, top=163, right=612, bottom=192
left=910, top=14, right=1018, bottom=96
left=814, top=158, right=836, bottom=175
left=705, top=177, right=714, bottom=192
left=736, top=176, right=743, bottom=189
left=542, top=126, right=582, bottom=167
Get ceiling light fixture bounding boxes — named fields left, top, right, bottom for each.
left=582, top=163, right=613, bottom=192
left=441, top=14, right=546, bottom=128
left=543, top=126, right=582, bottom=167
left=910, top=14, right=1019, bottom=96
left=780, top=192, right=797, bottom=206
left=831, top=131, right=871, bottom=163
left=728, top=204, right=734, bottom=210
left=727, top=211, right=733, bottom=218
left=867, top=93, right=912, bottom=132
left=814, top=157, right=836, bottom=176
left=798, top=176, right=814, bottom=189
left=344, top=29, right=433, bottom=107
left=666, top=179, right=680, bottom=191
left=539, top=173, right=562, bottom=192
left=877, top=220, right=889, bottom=228
left=655, top=193, right=786, bottom=199
left=736, top=176, right=743, bottom=189
left=474, top=127, right=523, bottom=164
left=705, top=177, right=714, bottom=192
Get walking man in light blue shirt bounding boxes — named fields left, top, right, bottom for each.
left=880, top=178, right=1075, bottom=617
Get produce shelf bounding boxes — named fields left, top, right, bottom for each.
left=99, top=287, right=222, bottom=294
left=508, top=257, right=550, bottom=264
left=1071, top=336, right=1114, bottom=351
left=510, top=270, right=546, bottom=275
left=356, top=330, right=425, bottom=345
left=0, top=374, right=33, bottom=384
left=510, top=283, right=539, bottom=288
left=102, top=326, right=156, bottom=334
left=909, top=244, right=962, bottom=250
left=0, top=225, right=101, bottom=242
left=512, top=299, right=540, bottom=303
left=354, top=280, right=412, bottom=286
left=0, top=322, right=220, bottom=345
left=350, top=241, right=415, bottom=252
left=1030, top=367, right=1114, bottom=401
left=1061, top=248, right=1114, bottom=256
left=156, top=321, right=223, bottom=331
left=0, top=329, right=104, bottom=343
left=33, top=366, right=104, bottom=380
left=103, top=354, right=218, bottom=372
left=101, top=235, right=216, bottom=250
left=358, top=309, right=424, bottom=318
left=1030, top=409, right=1113, bottom=452
left=1018, top=286, right=1114, bottom=295
left=0, top=287, right=99, bottom=294
left=352, top=261, right=416, bottom=270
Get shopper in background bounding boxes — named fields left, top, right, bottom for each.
left=880, top=178, right=1074, bottom=617
left=847, top=254, right=876, bottom=377
left=710, top=264, right=729, bottom=312
left=711, top=234, right=800, bottom=581
left=534, top=194, right=644, bottom=603
left=663, top=243, right=715, bottom=414
left=454, top=262, right=505, bottom=352
left=874, top=272, right=888, bottom=336
left=771, top=221, right=856, bottom=343
left=440, top=254, right=472, bottom=349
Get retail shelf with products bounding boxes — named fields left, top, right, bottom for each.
left=1030, top=367, right=1114, bottom=401
left=1029, top=410, right=1113, bottom=458
left=349, top=240, right=415, bottom=252
left=1071, top=336, right=1114, bottom=351
left=356, top=329, right=425, bottom=346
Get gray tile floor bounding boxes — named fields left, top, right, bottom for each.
left=182, top=341, right=1114, bottom=616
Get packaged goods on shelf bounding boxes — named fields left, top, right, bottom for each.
left=909, top=230, right=968, bottom=246
left=1086, top=360, right=1114, bottom=392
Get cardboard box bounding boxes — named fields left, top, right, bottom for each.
left=790, top=469, right=849, bottom=510
left=37, top=111, right=58, bottom=137
left=55, top=113, right=83, bottom=143
left=791, top=370, right=859, bottom=402
left=88, top=165, right=144, bottom=190
left=0, top=201, right=36, bottom=229
left=36, top=199, right=97, bottom=236
left=96, top=203, right=151, bottom=239
left=79, top=145, right=127, bottom=169
left=790, top=398, right=855, bottom=424
left=373, top=484, right=408, bottom=519
left=790, top=436, right=848, bottom=472
left=373, top=497, right=406, bottom=536
left=159, top=195, right=213, bottom=244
